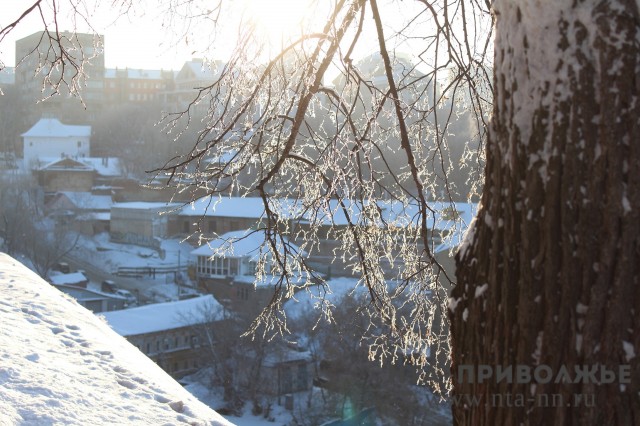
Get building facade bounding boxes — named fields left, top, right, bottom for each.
left=22, top=118, right=91, bottom=168
left=102, top=295, right=224, bottom=378
left=104, top=68, right=175, bottom=104
left=15, top=31, right=105, bottom=123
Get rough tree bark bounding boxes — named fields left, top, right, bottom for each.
left=450, top=1, right=639, bottom=424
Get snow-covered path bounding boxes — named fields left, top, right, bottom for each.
left=0, top=253, right=233, bottom=425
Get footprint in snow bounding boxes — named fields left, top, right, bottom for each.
left=96, top=350, right=113, bottom=358
left=117, top=379, right=137, bottom=390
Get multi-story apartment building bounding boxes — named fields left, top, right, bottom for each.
left=103, top=68, right=175, bottom=105
left=14, top=31, right=105, bottom=123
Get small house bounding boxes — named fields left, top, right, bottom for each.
left=191, top=229, right=305, bottom=317
left=49, top=271, right=89, bottom=288
left=102, top=295, right=224, bottom=378
left=51, top=284, right=128, bottom=313
left=22, top=118, right=91, bottom=169
left=110, top=201, right=179, bottom=249
left=37, top=157, right=96, bottom=193
left=169, top=196, right=267, bottom=242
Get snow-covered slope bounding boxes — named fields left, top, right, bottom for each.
left=0, top=253, right=233, bottom=426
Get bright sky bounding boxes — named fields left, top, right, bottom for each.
left=1, top=0, right=212, bottom=70
left=0, top=0, right=347, bottom=71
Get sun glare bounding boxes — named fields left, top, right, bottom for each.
left=238, top=0, right=325, bottom=52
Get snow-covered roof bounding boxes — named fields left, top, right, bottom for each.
left=261, top=347, right=313, bottom=367
left=57, top=192, right=113, bottom=211
left=191, top=229, right=303, bottom=260
left=54, top=284, right=127, bottom=301
left=39, top=157, right=94, bottom=171
left=79, top=157, right=122, bottom=177
left=39, top=157, right=121, bottom=177
left=21, top=118, right=91, bottom=138
left=104, top=68, right=172, bottom=79
left=49, top=272, right=87, bottom=285
left=183, top=196, right=476, bottom=234
left=77, top=212, right=111, bottom=221
left=178, top=59, right=224, bottom=81
left=181, top=196, right=267, bottom=219
left=102, top=295, right=223, bottom=336
left=112, top=201, right=180, bottom=211
left=0, top=253, right=231, bottom=425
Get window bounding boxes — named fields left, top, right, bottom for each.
left=247, top=260, right=258, bottom=275
left=183, top=221, right=190, bottom=233
left=281, top=366, right=293, bottom=394
left=191, top=335, right=200, bottom=348
left=229, top=258, right=239, bottom=275
left=197, top=255, right=230, bottom=277
left=297, top=364, right=308, bottom=390
left=237, top=286, right=249, bottom=300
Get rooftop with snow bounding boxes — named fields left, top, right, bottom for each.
left=102, top=295, right=223, bottom=336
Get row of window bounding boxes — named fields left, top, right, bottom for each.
left=196, top=256, right=236, bottom=277
left=196, top=256, right=259, bottom=278
left=138, top=334, right=200, bottom=355
left=164, top=358, right=200, bottom=374
left=183, top=219, right=243, bottom=233
left=106, top=81, right=166, bottom=89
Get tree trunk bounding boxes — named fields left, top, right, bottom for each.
left=450, top=1, right=640, bottom=424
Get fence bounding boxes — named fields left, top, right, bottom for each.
left=115, top=265, right=188, bottom=279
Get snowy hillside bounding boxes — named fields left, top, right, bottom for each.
left=0, top=253, right=233, bottom=425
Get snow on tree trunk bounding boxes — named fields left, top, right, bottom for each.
left=450, top=1, right=639, bottom=424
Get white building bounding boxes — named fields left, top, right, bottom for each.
left=22, top=118, right=91, bottom=168
left=191, top=229, right=304, bottom=280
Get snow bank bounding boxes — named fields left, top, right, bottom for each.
left=0, top=253, right=232, bottom=425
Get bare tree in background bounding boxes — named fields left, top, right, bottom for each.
left=0, top=1, right=104, bottom=101
left=0, top=0, right=493, bottom=408
left=0, top=173, right=79, bottom=277
left=148, top=0, right=492, bottom=396
left=0, top=174, right=40, bottom=256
